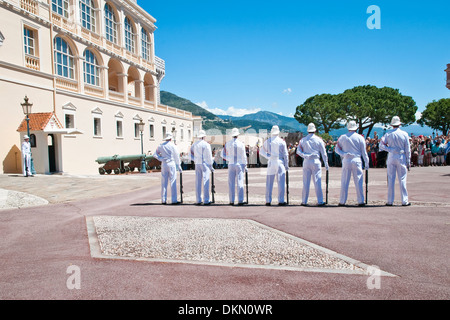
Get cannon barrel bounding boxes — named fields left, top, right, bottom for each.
left=96, top=154, right=148, bottom=163
left=95, top=155, right=120, bottom=164
left=116, top=154, right=146, bottom=162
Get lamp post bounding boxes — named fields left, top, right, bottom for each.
left=138, top=120, right=147, bottom=173
left=21, top=96, right=36, bottom=175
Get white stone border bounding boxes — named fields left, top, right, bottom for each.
left=85, top=216, right=397, bottom=277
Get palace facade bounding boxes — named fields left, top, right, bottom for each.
left=0, top=0, right=201, bottom=175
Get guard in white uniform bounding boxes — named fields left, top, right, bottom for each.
left=296, top=123, right=329, bottom=206
left=335, top=121, right=369, bottom=206
left=153, top=133, right=182, bottom=205
left=190, top=130, right=214, bottom=205
left=260, top=126, right=289, bottom=206
left=379, top=116, right=411, bottom=206
left=21, top=135, right=33, bottom=177
left=221, top=128, right=247, bottom=205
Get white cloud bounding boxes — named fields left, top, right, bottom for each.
left=282, top=88, right=292, bottom=94
left=415, top=111, right=422, bottom=122
left=196, top=101, right=261, bottom=117
left=196, top=101, right=209, bottom=109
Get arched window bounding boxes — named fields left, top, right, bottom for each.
left=141, top=28, right=151, bottom=61
left=80, top=0, right=96, bottom=32
left=124, top=17, right=135, bottom=53
left=104, top=3, right=117, bottom=44
left=52, top=0, right=69, bottom=18
left=84, top=49, right=100, bottom=86
left=54, top=37, right=74, bottom=79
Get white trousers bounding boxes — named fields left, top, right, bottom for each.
left=340, top=158, right=364, bottom=205
left=302, top=159, right=323, bottom=204
left=266, top=159, right=286, bottom=204
left=228, top=164, right=245, bottom=203
left=22, top=154, right=31, bottom=177
left=161, top=162, right=177, bottom=203
left=195, top=164, right=211, bottom=204
left=387, top=157, right=408, bottom=205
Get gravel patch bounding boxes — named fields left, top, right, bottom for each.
left=89, top=216, right=375, bottom=274
left=0, top=188, right=48, bottom=210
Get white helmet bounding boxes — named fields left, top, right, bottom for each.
left=391, top=116, right=401, bottom=126
left=271, top=125, right=280, bottom=136
left=24, top=135, right=30, bottom=140
left=307, top=123, right=317, bottom=133
left=230, top=128, right=240, bottom=137
left=197, top=130, right=206, bottom=138
left=164, top=133, right=173, bottom=141
left=347, top=121, right=358, bottom=131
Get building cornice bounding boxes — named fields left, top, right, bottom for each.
left=56, top=89, right=194, bottom=121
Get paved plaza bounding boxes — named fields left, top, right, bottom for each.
left=0, top=166, right=449, bottom=300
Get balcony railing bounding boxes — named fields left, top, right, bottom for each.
left=55, top=77, right=78, bottom=92
left=109, top=90, right=124, bottom=102
left=155, top=56, right=165, bottom=72
left=52, top=12, right=76, bottom=33
left=24, top=54, right=40, bottom=70
left=84, top=84, right=104, bottom=97
left=20, top=0, right=38, bottom=15
left=80, top=27, right=102, bottom=46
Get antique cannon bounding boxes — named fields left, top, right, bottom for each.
left=96, top=154, right=160, bottom=174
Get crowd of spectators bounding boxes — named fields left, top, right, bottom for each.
left=179, top=131, right=450, bottom=170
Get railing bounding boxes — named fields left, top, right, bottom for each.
left=155, top=56, right=165, bottom=71
left=80, top=27, right=102, bottom=46
left=125, top=51, right=140, bottom=64
left=84, top=84, right=104, bottom=97
left=52, top=12, right=76, bottom=33
left=20, top=0, right=38, bottom=15
left=109, top=90, right=124, bottom=102
left=105, top=40, right=123, bottom=56
left=144, top=100, right=155, bottom=110
left=24, top=54, right=40, bottom=70
left=55, top=77, right=78, bottom=92
left=128, top=95, right=141, bottom=106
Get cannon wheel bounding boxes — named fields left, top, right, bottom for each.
left=114, top=168, right=120, bottom=175
left=99, top=167, right=106, bottom=175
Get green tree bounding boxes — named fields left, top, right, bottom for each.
left=417, top=98, right=450, bottom=135
left=294, top=94, right=346, bottom=134
left=339, top=85, right=417, bottom=137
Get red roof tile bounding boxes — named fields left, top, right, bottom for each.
left=17, top=112, right=63, bottom=132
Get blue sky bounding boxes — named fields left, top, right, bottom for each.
left=141, top=0, right=450, bottom=119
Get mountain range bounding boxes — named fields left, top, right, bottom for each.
left=160, top=91, right=436, bottom=138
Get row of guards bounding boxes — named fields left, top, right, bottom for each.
left=94, top=116, right=410, bottom=207
left=154, top=122, right=384, bottom=206
left=152, top=116, right=412, bottom=208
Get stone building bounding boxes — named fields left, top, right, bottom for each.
left=0, top=0, right=201, bottom=175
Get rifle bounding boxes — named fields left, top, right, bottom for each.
left=326, top=170, right=329, bottom=205
left=245, top=170, right=249, bottom=204
left=211, top=171, right=216, bottom=204
left=365, top=169, right=368, bottom=205
left=286, top=170, right=290, bottom=205
left=180, top=170, right=184, bottom=204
